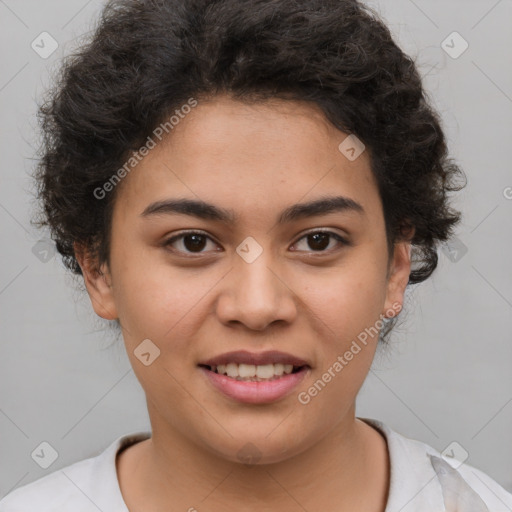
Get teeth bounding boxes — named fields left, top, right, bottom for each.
left=227, top=363, right=238, bottom=378
left=211, top=362, right=300, bottom=380
left=274, top=363, right=284, bottom=376
left=256, top=364, right=274, bottom=379
left=239, top=364, right=256, bottom=378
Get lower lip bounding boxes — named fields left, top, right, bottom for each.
left=199, top=366, right=310, bottom=404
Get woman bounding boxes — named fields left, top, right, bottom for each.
left=1, top=0, right=510, bottom=511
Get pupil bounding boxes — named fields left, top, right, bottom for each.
left=182, top=233, right=330, bottom=252
left=309, top=233, right=329, bottom=251
left=184, top=234, right=206, bottom=252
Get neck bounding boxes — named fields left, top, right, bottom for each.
left=117, top=406, right=389, bottom=512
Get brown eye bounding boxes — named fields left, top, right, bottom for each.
left=292, top=231, right=349, bottom=253
left=163, top=229, right=349, bottom=257
left=164, top=231, right=219, bottom=255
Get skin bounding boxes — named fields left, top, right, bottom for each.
left=76, top=94, right=413, bottom=512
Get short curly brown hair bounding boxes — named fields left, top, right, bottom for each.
left=33, top=0, right=465, bottom=336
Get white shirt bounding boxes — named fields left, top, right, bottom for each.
left=1, top=417, right=511, bottom=511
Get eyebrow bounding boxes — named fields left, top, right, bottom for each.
left=140, top=195, right=365, bottom=224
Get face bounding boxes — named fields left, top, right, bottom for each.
left=78, top=95, right=411, bottom=464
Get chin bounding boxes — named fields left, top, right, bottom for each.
left=203, top=429, right=314, bottom=466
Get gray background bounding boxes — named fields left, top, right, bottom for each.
left=1, top=0, right=511, bottom=499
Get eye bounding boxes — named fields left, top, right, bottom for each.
left=163, top=229, right=349, bottom=257
left=291, top=230, right=349, bottom=253
left=163, top=230, right=220, bottom=255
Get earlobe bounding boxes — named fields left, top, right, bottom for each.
left=74, top=242, right=118, bottom=320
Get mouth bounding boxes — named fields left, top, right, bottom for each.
left=198, top=349, right=311, bottom=381
left=197, top=350, right=311, bottom=404
left=198, top=362, right=307, bottom=382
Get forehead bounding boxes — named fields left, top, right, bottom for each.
left=113, top=95, right=381, bottom=223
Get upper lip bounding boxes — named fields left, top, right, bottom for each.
left=199, top=350, right=311, bottom=368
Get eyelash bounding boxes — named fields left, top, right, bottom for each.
left=163, top=229, right=350, bottom=257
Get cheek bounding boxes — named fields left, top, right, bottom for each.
left=294, top=256, right=388, bottom=395
left=293, top=270, right=384, bottom=428
left=111, top=250, right=220, bottom=353
left=300, top=259, right=388, bottom=333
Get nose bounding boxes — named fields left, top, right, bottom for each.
left=215, top=250, right=298, bottom=331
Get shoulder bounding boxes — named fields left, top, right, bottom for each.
left=441, top=457, right=512, bottom=511
left=0, top=432, right=151, bottom=512
left=0, top=456, right=97, bottom=512
left=359, top=417, right=512, bottom=512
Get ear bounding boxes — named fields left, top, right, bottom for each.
left=74, top=242, right=118, bottom=320
left=382, top=229, right=414, bottom=318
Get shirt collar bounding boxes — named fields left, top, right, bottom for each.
left=359, top=417, right=447, bottom=511
left=86, top=419, right=454, bottom=512
left=87, top=431, right=151, bottom=511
